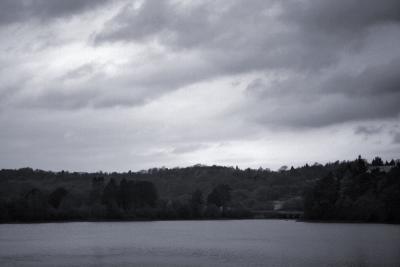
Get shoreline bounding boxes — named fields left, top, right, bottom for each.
left=1, top=218, right=398, bottom=225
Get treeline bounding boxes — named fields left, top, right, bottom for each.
left=0, top=156, right=399, bottom=223
left=0, top=163, right=329, bottom=222
left=0, top=176, right=249, bottom=222
left=304, top=156, right=400, bottom=223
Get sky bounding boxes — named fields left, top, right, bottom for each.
left=0, top=0, right=399, bottom=172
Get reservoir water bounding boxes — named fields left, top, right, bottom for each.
left=0, top=220, right=399, bottom=266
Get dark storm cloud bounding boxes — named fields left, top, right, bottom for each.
left=245, top=58, right=400, bottom=128
left=90, top=0, right=400, bottom=129
left=326, top=59, right=400, bottom=97
left=10, top=0, right=398, bottom=127
left=95, top=0, right=173, bottom=43
left=284, top=0, right=400, bottom=34
left=95, top=0, right=338, bottom=72
left=311, top=59, right=400, bottom=125
left=294, top=58, right=400, bottom=126
left=0, top=0, right=112, bottom=25
left=96, top=0, right=400, bottom=72
left=3, top=0, right=400, bottom=128
left=250, top=94, right=400, bottom=129
left=1, top=0, right=399, bottom=172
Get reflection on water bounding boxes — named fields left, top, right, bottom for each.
left=0, top=220, right=399, bottom=266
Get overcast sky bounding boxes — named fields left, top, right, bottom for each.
left=0, top=0, right=399, bottom=172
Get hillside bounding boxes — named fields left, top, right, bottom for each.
left=0, top=157, right=399, bottom=222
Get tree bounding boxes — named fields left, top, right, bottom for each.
left=90, top=176, right=104, bottom=204
left=24, top=188, right=50, bottom=221
left=207, top=184, right=231, bottom=210
left=134, top=181, right=158, bottom=208
left=0, top=200, right=9, bottom=222
left=279, top=165, right=288, bottom=172
left=48, top=187, right=68, bottom=209
left=102, top=179, right=122, bottom=218
left=119, top=178, right=130, bottom=211
left=372, top=157, right=384, bottom=166
left=102, top=179, right=118, bottom=206
left=350, top=155, right=367, bottom=174
left=303, top=173, right=338, bottom=220
left=190, top=189, right=203, bottom=217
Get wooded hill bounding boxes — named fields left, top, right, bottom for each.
left=0, top=156, right=398, bottom=222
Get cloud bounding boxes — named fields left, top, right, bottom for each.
left=244, top=71, right=400, bottom=129
left=2, top=0, right=400, bottom=118
left=96, top=0, right=400, bottom=75
left=0, top=0, right=113, bottom=26
left=8, top=51, right=220, bottom=110
left=249, top=94, right=400, bottom=128
left=95, top=0, right=340, bottom=73
left=355, top=125, right=383, bottom=136
left=393, top=132, right=400, bottom=144
left=171, top=143, right=209, bottom=155
left=1, top=0, right=400, bottom=171
left=284, top=0, right=400, bottom=34
left=325, top=59, right=400, bottom=97
left=243, top=53, right=400, bottom=128
left=61, top=63, right=97, bottom=81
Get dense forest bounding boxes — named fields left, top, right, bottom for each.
left=0, top=156, right=399, bottom=223
left=304, top=156, right=400, bottom=223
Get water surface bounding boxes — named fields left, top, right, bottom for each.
left=0, top=220, right=399, bottom=266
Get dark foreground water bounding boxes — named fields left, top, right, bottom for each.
left=0, top=220, right=399, bottom=267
